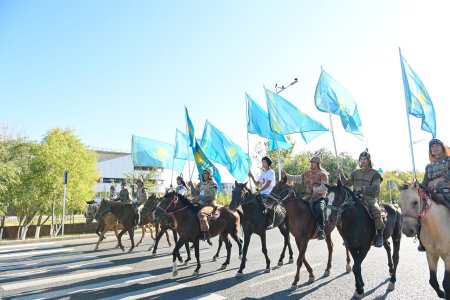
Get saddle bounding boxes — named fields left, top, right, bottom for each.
left=209, top=206, right=221, bottom=221
left=361, top=202, right=388, bottom=223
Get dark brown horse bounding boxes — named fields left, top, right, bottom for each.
left=229, top=182, right=294, bottom=276
left=154, top=191, right=242, bottom=276
left=268, top=176, right=352, bottom=290
left=326, top=181, right=402, bottom=298
left=95, top=199, right=136, bottom=253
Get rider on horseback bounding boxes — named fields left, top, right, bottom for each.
left=248, top=156, right=276, bottom=229
left=134, top=175, right=148, bottom=227
left=110, top=185, right=118, bottom=201
left=175, top=174, right=188, bottom=196
left=338, top=149, right=384, bottom=248
left=119, top=181, right=132, bottom=204
left=189, top=169, right=218, bottom=244
left=417, top=138, right=449, bottom=252
left=282, top=155, right=329, bottom=240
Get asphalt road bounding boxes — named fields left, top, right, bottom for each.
left=0, top=229, right=445, bottom=299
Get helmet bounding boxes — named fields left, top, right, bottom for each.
left=136, top=175, right=144, bottom=184
left=262, top=156, right=272, bottom=166
left=309, top=156, right=321, bottom=164
left=121, top=181, right=127, bottom=187
left=203, top=168, right=213, bottom=176
left=176, top=173, right=183, bottom=181
left=359, top=148, right=371, bottom=160
left=429, top=138, right=444, bottom=150
left=110, top=185, right=115, bottom=191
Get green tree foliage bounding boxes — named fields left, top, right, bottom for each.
left=32, top=128, right=99, bottom=216
left=378, top=170, right=424, bottom=203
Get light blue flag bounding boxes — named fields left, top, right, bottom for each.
left=246, top=93, right=292, bottom=151
left=192, top=140, right=221, bottom=194
left=174, top=128, right=194, bottom=161
left=200, top=121, right=251, bottom=182
left=185, top=106, right=196, bottom=147
left=400, top=54, right=436, bottom=137
left=314, top=70, right=363, bottom=136
left=131, top=135, right=185, bottom=173
left=265, top=89, right=329, bottom=143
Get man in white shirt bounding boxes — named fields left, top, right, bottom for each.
left=248, top=156, right=276, bottom=229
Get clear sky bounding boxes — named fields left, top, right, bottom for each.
left=1, top=1, right=449, bottom=182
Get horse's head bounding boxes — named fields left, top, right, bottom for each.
left=154, top=191, right=185, bottom=223
left=397, top=181, right=429, bottom=237
left=325, top=180, right=353, bottom=224
left=230, top=181, right=251, bottom=210
left=268, top=175, right=297, bottom=203
left=94, top=199, right=110, bottom=221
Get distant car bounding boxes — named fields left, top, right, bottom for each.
left=85, top=200, right=100, bottom=224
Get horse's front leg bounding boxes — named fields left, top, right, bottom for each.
left=291, top=237, right=308, bottom=290
left=277, top=224, right=288, bottom=266
left=443, top=256, right=450, bottom=300
left=128, top=229, right=135, bottom=253
left=349, top=247, right=369, bottom=299
left=94, top=228, right=107, bottom=251
left=172, top=239, right=184, bottom=277
left=220, top=234, right=232, bottom=270
left=302, top=257, right=315, bottom=283
left=427, top=252, right=445, bottom=298
left=345, top=246, right=352, bottom=273
left=213, top=236, right=223, bottom=262
left=117, top=228, right=127, bottom=252
left=150, top=227, right=164, bottom=254
left=193, top=239, right=201, bottom=275
left=182, top=242, right=191, bottom=265
left=260, top=231, right=271, bottom=273
left=136, top=225, right=145, bottom=247
left=236, top=230, right=251, bottom=276
left=323, top=232, right=333, bottom=277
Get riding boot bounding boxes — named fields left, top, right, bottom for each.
left=374, top=229, right=384, bottom=248
left=317, top=225, right=325, bottom=240
left=314, top=200, right=325, bottom=240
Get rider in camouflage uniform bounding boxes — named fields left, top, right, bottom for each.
left=133, top=176, right=147, bottom=227
left=282, top=156, right=329, bottom=240
left=119, top=181, right=132, bottom=204
left=189, top=169, right=218, bottom=244
left=339, top=149, right=384, bottom=248
left=417, top=138, right=449, bottom=251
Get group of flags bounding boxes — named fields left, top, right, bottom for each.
left=131, top=49, right=437, bottom=192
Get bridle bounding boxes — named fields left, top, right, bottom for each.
left=156, top=194, right=189, bottom=217
left=401, top=186, right=432, bottom=222
left=267, top=185, right=298, bottom=203
left=95, top=201, right=111, bottom=221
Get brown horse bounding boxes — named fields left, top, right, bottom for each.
left=95, top=199, right=136, bottom=252
left=154, top=191, right=242, bottom=276
left=135, top=214, right=172, bottom=248
left=94, top=213, right=121, bottom=251
left=398, top=182, right=450, bottom=299
left=269, top=176, right=352, bottom=290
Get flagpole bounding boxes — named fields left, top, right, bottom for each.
left=185, top=110, right=193, bottom=194
left=321, top=67, right=340, bottom=171
left=245, top=94, right=253, bottom=189
left=399, top=47, right=417, bottom=180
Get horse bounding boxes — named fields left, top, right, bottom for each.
left=268, top=176, right=351, bottom=290
left=397, top=181, right=450, bottom=299
left=229, top=181, right=294, bottom=276
left=155, top=191, right=242, bottom=276
left=94, top=212, right=121, bottom=251
left=326, top=180, right=402, bottom=298
left=135, top=216, right=172, bottom=248
left=85, top=201, right=99, bottom=225
left=95, top=199, right=136, bottom=253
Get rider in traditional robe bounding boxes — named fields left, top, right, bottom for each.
left=282, top=156, right=328, bottom=240
left=189, top=169, right=218, bottom=244
left=417, top=138, right=450, bottom=252
left=248, top=156, right=276, bottom=229
left=339, top=149, right=384, bottom=248
left=119, top=181, right=132, bottom=204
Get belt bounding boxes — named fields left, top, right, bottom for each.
left=433, top=188, right=450, bottom=193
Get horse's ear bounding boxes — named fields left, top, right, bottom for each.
left=413, top=179, right=419, bottom=189
left=235, top=180, right=238, bottom=186
left=243, top=181, right=247, bottom=187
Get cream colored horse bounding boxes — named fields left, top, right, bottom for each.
left=94, top=213, right=122, bottom=251
left=398, top=181, right=450, bottom=299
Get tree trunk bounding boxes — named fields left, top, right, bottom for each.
left=16, top=216, right=23, bottom=240
left=20, top=225, right=29, bottom=240
left=0, top=216, right=5, bottom=240
left=35, top=215, right=43, bottom=239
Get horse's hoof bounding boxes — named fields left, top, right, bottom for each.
left=264, top=268, right=271, bottom=273
left=387, top=282, right=395, bottom=291
left=114, top=245, right=120, bottom=249
left=212, top=256, right=217, bottom=262
left=151, top=252, right=156, bottom=257
left=135, top=243, right=141, bottom=247
left=183, top=261, right=189, bottom=266
left=148, top=246, right=153, bottom=251
left=290, top=284, right=297, bottom=290
left=323, top=270, right=330, bottom=277
left=94, top=247, right=98, bottom=251
left=193, top=270, right=200, bottom=276
left=353, top=291, right=364, bottom=299
left=346, top=264, right=352, bottom=274
left=120, top=248, right=125, bottom=252
left=219, top=264, right=227, bottom=270
left=172, top=271, right=178, bottom=277
left=288, top=258, right=294, bottom=264
left=308, top=276, right=315, bottom=283
left=277, top=261, right=283, bottom=267
left=128, top=249, right=133, bottom=253
left=236, top=272, right=243, bottom=277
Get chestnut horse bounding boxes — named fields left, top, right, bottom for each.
left=94, top=213, right=121, bottom=251
left=269, top=177, right=351, bottom=290
left=398, top=181, right=450, bottom=299
left=155, top=192, right=242, bottom=276
left=326, top=181, right=402, bottom=298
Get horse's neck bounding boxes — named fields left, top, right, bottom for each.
left=242, top=196, right=263, bottom=215
left=422, top=203, right=450, bottom=240
left=171, top=203, right=194, bottom=227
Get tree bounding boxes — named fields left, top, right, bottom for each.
left=378, top=170, right=423, bottom=203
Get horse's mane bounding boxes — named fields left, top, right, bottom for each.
left=106, top=200, right=130, bottom=208
left=164, top=191, right=200, bottom=214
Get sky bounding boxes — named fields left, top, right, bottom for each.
left=1, top=1, right=449, bottom=183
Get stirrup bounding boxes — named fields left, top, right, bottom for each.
left=374, top=233, right=383, bottom=248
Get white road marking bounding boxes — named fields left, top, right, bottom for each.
left=189, top=293, right=226, bottom=300
left=101, top=282, right=187, bottom=300
left=0, top=266, right=132, bottom=291
left=0, top=242, right=56, bottom=250
left=0, top=248, right=74, bottom=259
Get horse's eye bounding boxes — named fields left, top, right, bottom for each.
left=412, top=201, right=418, bottom=207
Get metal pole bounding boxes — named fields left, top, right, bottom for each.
left=245, top=94, right=253, bottom=189
left=399, top=48, right=417, bottom=180
left=62, top=170, right=68, bottom=236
